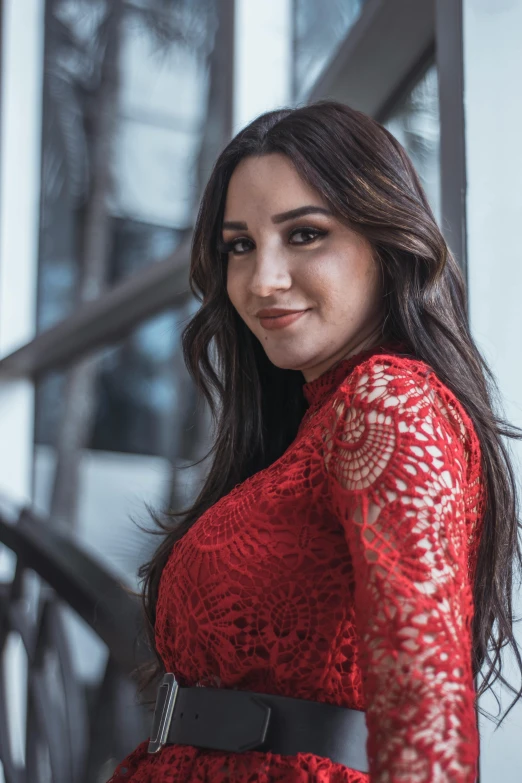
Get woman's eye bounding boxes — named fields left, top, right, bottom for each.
left=289, top=227, right=325, bottom=244
left=222, top=237, right=252, bottom=255
left=220, top=227, right=325, bottom=256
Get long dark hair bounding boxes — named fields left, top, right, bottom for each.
left=139, top=101, right=522, bottom=725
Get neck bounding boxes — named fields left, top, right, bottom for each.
left=302, top=323, right=387, bottom=383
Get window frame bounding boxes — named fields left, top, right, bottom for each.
left=0, top=0, right=467, bottom=377
left=304, top=0, right=467, bottom=278
left=0, top=0, right=235, bottom=382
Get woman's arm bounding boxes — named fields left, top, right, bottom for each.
left=323, top=359, right=479, bottom=783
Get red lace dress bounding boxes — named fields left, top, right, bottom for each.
left=109, top=344, right=484, bottom=783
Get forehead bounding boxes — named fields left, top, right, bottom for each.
left=223, top=153, right=326, bottom=219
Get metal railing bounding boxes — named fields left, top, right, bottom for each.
left=0, top=500, right=153, bottom=783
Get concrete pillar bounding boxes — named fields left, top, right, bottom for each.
left=463, top=1, right=522, bottom=779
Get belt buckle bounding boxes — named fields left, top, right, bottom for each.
left=148, top=673, right=179, bottom=754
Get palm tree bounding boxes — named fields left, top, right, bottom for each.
left=44, top=0, right=220, bottom=531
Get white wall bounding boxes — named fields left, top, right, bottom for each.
left=463, top=1, right=522, bottom=779
left=233, top=0, right=293, bottom=133
left=0, top=0, right=44, bottom=505
left=0, top=3, right=44, bottom=775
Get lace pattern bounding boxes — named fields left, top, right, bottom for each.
left=108, top=348, right=483, bottom=783
left=323, top=360, right=482, bottom=782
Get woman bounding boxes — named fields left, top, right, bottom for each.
left=108, top=101, right=521, bottom=782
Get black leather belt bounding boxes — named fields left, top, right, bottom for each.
left=148, top=673, right=369, bottom=773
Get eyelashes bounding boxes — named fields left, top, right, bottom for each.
left=218, top=227, right=328, bottom=256
left=217, top=237, right=251, bottom=255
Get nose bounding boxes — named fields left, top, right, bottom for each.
left=247, top=244, right=292, bottom=298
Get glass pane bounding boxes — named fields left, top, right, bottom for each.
left=383, top=63, right=441, bottom=225
left=293, top=0, right=365, bottom=101
left=35, top=301, right=200, bottom=459
left=34, top=301, right=211, bottom=587
left=37, top=0, right=217, bottom=331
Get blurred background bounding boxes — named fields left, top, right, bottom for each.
left=0, top=0, right=520, bottom=781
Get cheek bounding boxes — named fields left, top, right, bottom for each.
left=315, top=252, right=381, bottom=318
left=226, top=268, right=254, bottom=327
left=312, top=251, right=359, bottom=289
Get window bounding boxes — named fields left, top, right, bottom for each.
left=382, top=63, right=441, bottom=225
left=38, top=0, right=217, bottom=332
left=292, top=0, right=365, bottom=101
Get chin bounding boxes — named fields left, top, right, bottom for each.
left=263, top=351, right=309, bottom=373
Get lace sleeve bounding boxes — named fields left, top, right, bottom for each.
left=323, top=360, right=479, bottom=783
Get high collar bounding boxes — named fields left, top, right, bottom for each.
left=302, top=340, right=408, bottom=408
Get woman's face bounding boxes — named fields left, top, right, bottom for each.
left=223, top=153, right=384, bottom=382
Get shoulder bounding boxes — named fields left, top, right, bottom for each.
left=339, top=351, right=438, bottom=404
left=328, top=351, right=480, bottom=466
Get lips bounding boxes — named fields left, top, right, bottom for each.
left=255, top=308, right=308, bottom=318
left=257, top=309, right=311, bottom=331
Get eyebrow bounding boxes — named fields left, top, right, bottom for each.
left=222, top=205, right=333, bottom=231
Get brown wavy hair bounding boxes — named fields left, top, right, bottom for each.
left=139, top=101, right=522, bottom=726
